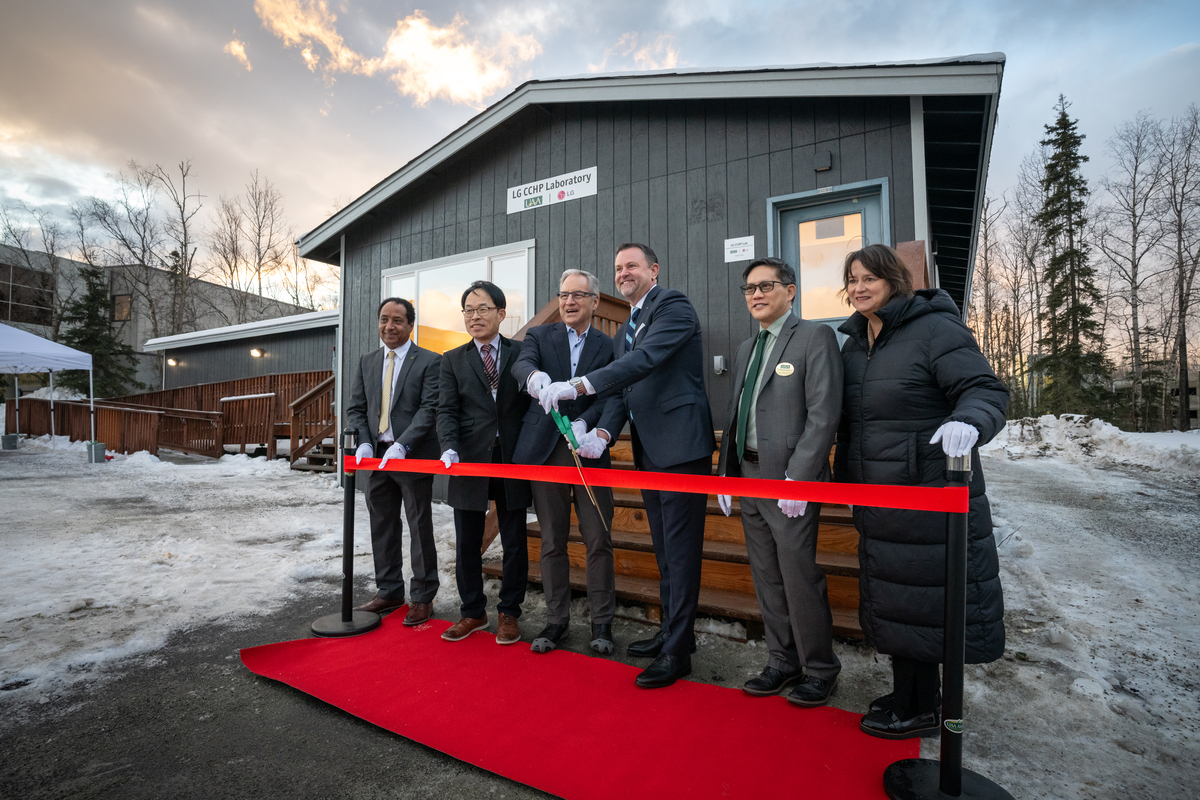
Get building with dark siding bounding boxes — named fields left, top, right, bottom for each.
left=296, top=55, right=1003, bottom=438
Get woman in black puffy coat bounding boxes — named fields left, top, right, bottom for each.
left=834, top=244, right=1008, bottom=740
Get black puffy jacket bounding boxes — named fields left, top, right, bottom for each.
left=834, top=290, right=1008, bottom=664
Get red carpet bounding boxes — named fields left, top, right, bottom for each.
left=241, top=611, right=918, bottom=799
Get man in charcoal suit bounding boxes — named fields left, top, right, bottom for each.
left=716, top=257, right=843, bottom=707
left=345, top=297, right=442, bottom=626
left=437, top=280, right=533, bottom=646
left=511, top=268, right=625, bottom=656
left=540, top=243, right=716, bottom=689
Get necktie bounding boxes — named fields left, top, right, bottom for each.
left=625, top=306, right=641, bottom=351
left=379, top=350, right=395, bottom=434
left=735, top=329, right=770, bottom=462
left=481, top=343, right=498, bottom=392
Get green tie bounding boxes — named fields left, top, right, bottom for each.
left=736, top=329, right=769, bottom=462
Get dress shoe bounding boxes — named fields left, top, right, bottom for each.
left=355, top=595, right=406, bottom=615
left=743, top=666, right=804, bottom=697
left=871, top=690, right=940, bottom=714
left=626, top=630, right=697, bottom=658
left=531, top=622, right=569, bottom=653
left=496, top=612, right=521, bottom=645
left=635, top=654, right=692, bottom=689
left=787, top=675, right=838, bottom=707
left=590, top=623, right=615, bottom=655
left=860, top=707, right=941, bottom=740
left=402, top=602, right=432, bottom=626
left=441, top=615, right=488, bottom=641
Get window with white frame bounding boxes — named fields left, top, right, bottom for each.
left=380, top=240, right=535, bottom=355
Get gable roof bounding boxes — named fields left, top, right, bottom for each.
left=297, top=54, right=1005, bottom=265
left=142, top=309, right=338, bottom=352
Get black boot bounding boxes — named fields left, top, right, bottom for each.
left=530, top=622, right=569, bottom=654
left=590, top=623, right=615, bottom=655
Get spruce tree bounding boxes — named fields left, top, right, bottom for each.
left=1035, top=95, right=1109, bottom=414
left=59, top=265, right=143, bottom=398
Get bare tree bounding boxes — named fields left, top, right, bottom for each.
left=0, top=202, right=74, bottom=340
left=150, top=160, right=204, bottom=336
left=278, top=242, right=325, bottom=310
left=1155, top=104, right=1200, bottom=430
left=969, top=194, right=1007, bottom=366
left=241, top=170, right=288, bottom=305
left=205, top=194, right=255, bottom=325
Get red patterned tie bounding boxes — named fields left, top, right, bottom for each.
left=481, top=343, right=498, bottom=391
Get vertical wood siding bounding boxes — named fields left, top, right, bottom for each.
left=340, top=96, right=914, bottom=420
left=166, top=327, right=336, bottom=389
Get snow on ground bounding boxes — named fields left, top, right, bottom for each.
left=984, top=414, right=1200, bottom=474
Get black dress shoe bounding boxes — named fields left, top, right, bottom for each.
left=869, top=692, right=896, bottom=714
left=531, top=622, right=569, bottom=654
left=860, top=707, right=941, bottom=739
left=743, top=666, right=804, bottom=697
left=635, top=654, right=692, bottom=689
left=626, top=631, right=697, bottom=658
left=590, top=623, right=615, bottom=655
left=786, top=675, right=838, bottom=707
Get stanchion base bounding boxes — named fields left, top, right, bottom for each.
left=311, top=610, right=382, bottom=638
left=884, top=759, right=1014, bottom=800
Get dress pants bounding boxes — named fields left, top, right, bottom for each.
left=892, top=656, right=940, bottom=715
left=530, top=437, right=615, bottom=625
left=365, top=444, right=438, bottom=604
left=454, top=442, right=529, bottom=619
left=633, top=429, right=710, bottom=657
left=739, top=459, right=840, bottom=681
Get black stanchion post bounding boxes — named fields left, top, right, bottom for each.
left=882, top=453, right=1013, bottom=800
left=311, top=428, right=382, bottom=638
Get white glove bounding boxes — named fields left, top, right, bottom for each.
left=718, top=494, right=732, bottom=516
left=577, top=429, right=606, bottom=460
left=538, top=381, right=578, bottom=413
left=931, top=421, right=979, bottom=458
left=354, top=443, right=373, bottom=465
left=440, top=449, right=459, bottom=469
left=527, top=371, right=551, bottom=398
left=777, top=478, right=807, bottom=518
left=379, top=442, right=406, bottom=468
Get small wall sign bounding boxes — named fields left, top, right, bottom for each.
left=506, top=167, right=598, bottom=215
left=724, top=235, right=755, bottom=263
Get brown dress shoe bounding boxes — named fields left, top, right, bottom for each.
left=403, top=602, right=432, bottom=627
left=441, top=615, right=488, bottom=641
left=496, top=613, right=521, bottom=645
left=354, top=596, right=406, bottom=615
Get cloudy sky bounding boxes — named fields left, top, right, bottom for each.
left=2, top=0, right=1198, bottom=246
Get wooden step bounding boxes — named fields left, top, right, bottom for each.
left=483, top=559, right=862, bottom=638
left=291, top=462, right=336, bottom=473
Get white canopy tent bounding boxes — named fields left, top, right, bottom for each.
left=0, top=322, right=95, bottom=442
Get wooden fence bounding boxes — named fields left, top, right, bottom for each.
left=110, top=371, right=332, bottom=419
left=288, top=375, right=336, bottom=465
left=3, top=397, right=224, bottom=457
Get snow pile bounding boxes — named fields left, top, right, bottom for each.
left=25, top=386, right=87, bottom=402
left=982, top=414, right=1200, bottom=474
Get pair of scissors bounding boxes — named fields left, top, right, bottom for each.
left=550, top=407, right=609, bottom=533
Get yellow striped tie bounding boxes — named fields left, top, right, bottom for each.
left=379, top=350, right=395, bottom=434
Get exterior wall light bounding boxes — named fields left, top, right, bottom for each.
left=250, top=348, right=263, bottom=358
left=167, top=358, right=178, bottom=366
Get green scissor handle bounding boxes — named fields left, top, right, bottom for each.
left=551, top=407, right=579, bottom=450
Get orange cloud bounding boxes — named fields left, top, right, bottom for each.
left=224, top=36, right=253, bottom=71
left=254, top=2, right=539, bottom=108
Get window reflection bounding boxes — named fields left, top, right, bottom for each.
left=798, top=212, right=863, bottom=320
left=490, top=253, right=527, bottom=337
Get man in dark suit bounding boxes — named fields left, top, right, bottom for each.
left=511, top=269, right=625, bottom=656
left=437, top=280, right=532, bottom=646
left=344, top=297, right=442, bottom=626
left=541, top=243, right=716, bottom=688
left=716, top=257, right=844, bottom=707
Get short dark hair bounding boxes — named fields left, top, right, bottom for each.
left=461, top=280, right=506, bottom=309
left=615, top=242, right=659, bottom=267
left=841, top=244, right=914, bottom=305
left=378, top=297, right=415, bottom=324
left=742, top=257, right=796, bottom=285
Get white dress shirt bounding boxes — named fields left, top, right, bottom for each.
left=378, top=338, right=413, bottom=443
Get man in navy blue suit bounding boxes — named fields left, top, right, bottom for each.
left=511, top=269, right=625, bottom=656
left=541, top=243, right=716, bottom=688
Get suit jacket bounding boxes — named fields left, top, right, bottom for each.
left=510, top=322, right=625, bottom=466
left=436, top=335, right=532, bottom=511
left=716, top=314, right=843, bottom=482
left=583, top=284, right=716, bottom=468
left=345, top=342, right=441, bottom=460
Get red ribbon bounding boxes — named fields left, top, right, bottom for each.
left=345, top=458, right=968, bottom=513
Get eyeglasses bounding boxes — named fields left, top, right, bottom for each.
left=740, top=280, right=793, bottom=296
left=461, top=305, right=497, bottom=318
left=556, top=291, right=597, bottom=301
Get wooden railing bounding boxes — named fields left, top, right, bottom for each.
left=512, top=292, right=630, bottom=341
left=289, top=375, right=336, bottom=465
left=3, top=397, right=222, bottom=457
left=110, top=371, right=333, bottom=420
left=220, top=393, right=277, bottom=459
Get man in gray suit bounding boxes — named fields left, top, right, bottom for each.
left=345, top=297, right=442, bottom=627
left=716, top=257, right=843, bottom=707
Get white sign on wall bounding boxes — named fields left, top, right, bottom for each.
left=506, top=167, right=598, bottom=215
left=724, top=235, right=755, bottom=263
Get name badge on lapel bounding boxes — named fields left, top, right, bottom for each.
left=775, top=362, right=795, bottom=377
